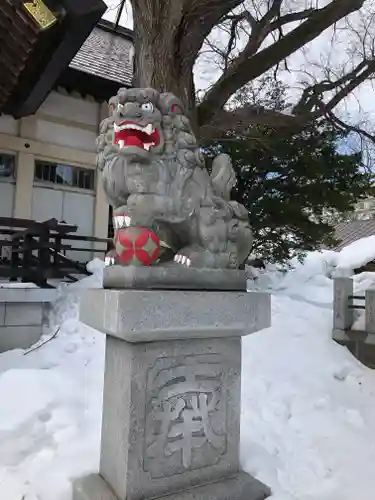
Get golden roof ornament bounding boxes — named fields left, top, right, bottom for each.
left=23, top=0, right=57, bottom=30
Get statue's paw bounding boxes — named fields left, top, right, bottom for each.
left=104, top=249, right=117, bottom=267
left=104, top=255, right=116, bottom=267
left=172, top=246, right=217, bottom=268
left=173, top=246, right=236, bottom=269
left=173, top=253, right=192, bottom=267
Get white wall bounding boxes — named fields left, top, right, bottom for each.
left=38, top=91, right=99, bottom=126
left=35, top=91, right=99, bottom=152
left=35, top=120, right=97, bottom=152
left=0, top=90, right=110, bottom=258
left=0, top=115, right=18, bottom=136
left=32, top=186, right=95, bottom=262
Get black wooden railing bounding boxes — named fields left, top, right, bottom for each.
left=0, top=217, right=110, bottom=288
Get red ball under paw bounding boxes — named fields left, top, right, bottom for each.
left=115, top=227, right=160, bottom=266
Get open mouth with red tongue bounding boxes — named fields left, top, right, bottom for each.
left=113, top=121, right=161, bottom=151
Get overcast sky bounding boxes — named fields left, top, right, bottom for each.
left=102, top=0, right=133, bottom=28
left=101, top=0, right=375, bottom=142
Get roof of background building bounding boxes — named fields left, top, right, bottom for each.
left=69, top=20, right=134, bottom=87
left=333, top=219, right=375, bottom=251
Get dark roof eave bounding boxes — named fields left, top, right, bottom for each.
left=56, top=67, right=131, bottom=102
left=4, top=0, right=107, bottom=118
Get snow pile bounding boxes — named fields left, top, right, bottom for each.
left=85, top=258, right=106, bottom=279
left=0, top=262, right=106, bottom=500
left=248, top=232, right=375, bottom=288
left=242, top=270, right=375, bottom=500
left=333, top=235, right=375, bottom=272
left=315, top=234, right=375, bottom=276
left=1, top=247, right=375, bottom=500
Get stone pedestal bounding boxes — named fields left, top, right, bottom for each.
left=73, top=270, right=271, bottom=500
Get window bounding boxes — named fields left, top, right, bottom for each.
left=0, top=153, right=15, bottom=179
left=34, top=160, right=95, bottom=190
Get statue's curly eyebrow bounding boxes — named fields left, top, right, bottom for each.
left=117, top=88, right=160, bottom=104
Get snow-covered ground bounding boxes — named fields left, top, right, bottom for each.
left=1, top=248, right=375, bottom=500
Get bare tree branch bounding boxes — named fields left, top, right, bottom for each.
left=221, top=12, right=250, bottom=71
left=198, top=0, right=365, bottom=127
left=289, top=58, right=375, bottom=145
left=264, top=0, right=283, bottom=23
left=178, top=0, right=247, bottom=73
left=293, top=59, right=375, bottom=114
left=269, top=8, right=316, bottom=31
left=327, top=109, right=375, bottom=144
left=199, top=104, right=299, bottom=142
left=325, top=61, right=375, bottom=112
left=130, top=0, right=375, bottom=150
left=222, top=10, right=257, bottom=29
left=130, top=0, right=246, bottom=105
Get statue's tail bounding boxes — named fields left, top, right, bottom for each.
left=210, top=153, right=237, bottom=201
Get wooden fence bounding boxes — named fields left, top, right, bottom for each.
left=0, top=217, right=110, bottom=288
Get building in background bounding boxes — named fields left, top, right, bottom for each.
left=353, top=197, right=375, bottom=220
left=0, top=3, right=133, bottom=261
left=333, top=219, right=375, bottom=252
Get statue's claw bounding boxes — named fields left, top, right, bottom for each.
left=104, top=255, right=116, bottom=267
left=173, top=253, right=192, bottom=267
left=172, top=245, right=237, bottom=269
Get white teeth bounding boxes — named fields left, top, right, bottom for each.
left=145, top=124, right=154, bottom=135
left=114, top=122, right=154, bottom=135
left=124, top=216, right=131, bottom=227
left=117, top=139, right=155, bottom=151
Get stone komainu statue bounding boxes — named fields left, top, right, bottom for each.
left=97, top=88, right=253, bottom=269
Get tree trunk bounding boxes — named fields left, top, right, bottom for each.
left=132, top=0, right=197, bottom=126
